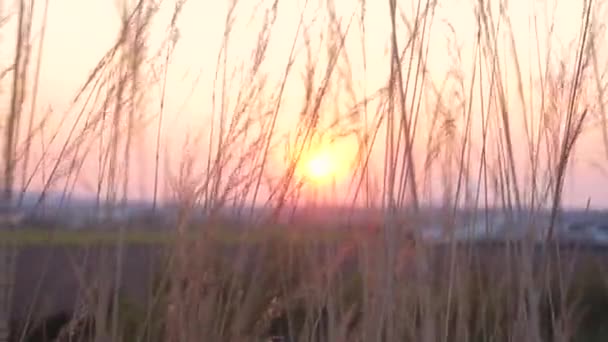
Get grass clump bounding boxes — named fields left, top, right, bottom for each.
left=2, top=0, right=608, bottom=340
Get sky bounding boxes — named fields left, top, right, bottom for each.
left=0, top=0, right=607, bottom=209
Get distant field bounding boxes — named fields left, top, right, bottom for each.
left=0, top=225, right=356, bottom=246
left=4, top=225, right=608, bottom=249
left=0, top=228, right=175, bottom=246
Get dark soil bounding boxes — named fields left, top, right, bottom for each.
left=7, top=240, right=608, bottom=341
left=10, top=245, right=165, bottom=322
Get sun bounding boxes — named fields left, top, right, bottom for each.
left=305, top=151, right=334, bottom=181
left=289, top=137, right=357, bottom=187
left=299, top=145, right=350, bottom=185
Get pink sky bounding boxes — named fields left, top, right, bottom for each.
left=0, top=0, right=606, bottom=208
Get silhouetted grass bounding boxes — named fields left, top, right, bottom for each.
left=2, top=0, right=608, bottom=340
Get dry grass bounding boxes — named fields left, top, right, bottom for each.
left=2, top=0, right=608, bottom=341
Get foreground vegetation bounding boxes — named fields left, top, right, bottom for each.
left=1, top=0, right=608, bottom=340
left=3, top=226, right=608, bottom=341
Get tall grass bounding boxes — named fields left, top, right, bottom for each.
left=2, top=0, right=608, bottom=341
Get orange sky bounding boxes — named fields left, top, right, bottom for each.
left=0, top=0, right=607, bottom=208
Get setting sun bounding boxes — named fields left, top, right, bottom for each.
left=305, top=152, right=334, bottom=181
left=295, top=139, right=357, bottom=186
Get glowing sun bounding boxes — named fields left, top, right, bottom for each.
left=299, top=144, right=353, bottom=185
left=290, top=137, right=357, bottom=187
left=305, top=151, right=334, bottom=181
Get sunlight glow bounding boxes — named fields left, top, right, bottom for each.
left=305, top=151, right=335, bottom=181
left=296, top=139, right=356, bottom=187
